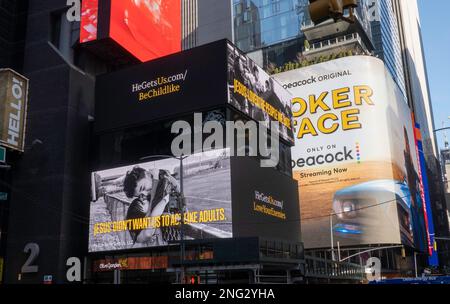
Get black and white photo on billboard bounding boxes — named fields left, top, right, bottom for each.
left=89, top=148, right=232, bottom=253
left=227, top=43, right=294, bottom=144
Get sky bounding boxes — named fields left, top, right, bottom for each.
left=418, top=0, right=450, bottom=151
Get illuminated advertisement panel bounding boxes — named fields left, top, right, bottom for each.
left=414, top=122, right=439, bottom=265
left=95, top=40, right=294, bottom=144
left=274, top=56, right=428, bottom=250
left=93, top=256, right=169, bottom=272
left=227, top=42, right=295, bottom=144
left=89, top=149, right=232, bottom=252
left=80, top=0, right=99, bottom=43
left=109, top=0, right=181, bottom=62
left=0, top=69, right=29, bottom=152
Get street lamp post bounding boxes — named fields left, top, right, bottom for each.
left=414, top=251, right=418, bottom=278
left=330, top=212, right=336, bottom=261
left=433, top=127, right=450, bottom=133
left=178, top=155, right=188, bottom=284
left=139, top=154, right=189, bottom=284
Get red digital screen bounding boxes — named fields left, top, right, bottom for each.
left=109, top=0, right=181, bottom=62
left=80, top=0, right=99, bottom=43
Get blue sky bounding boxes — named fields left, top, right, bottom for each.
left=418, top=0, right=450, bottom=150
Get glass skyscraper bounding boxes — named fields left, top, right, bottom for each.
left=370, top=0, right=407, bottom=98
left=232, top=0, right=374, bottom=71
left=233, top=0, right=310, bottom=53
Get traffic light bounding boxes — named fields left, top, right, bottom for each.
left=308, top=0, right=358, bottom=25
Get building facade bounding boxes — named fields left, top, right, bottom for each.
left=0, top=0, right=305, bottom=284
left=442, top=147, right=450, bottom=192
left=233, top=0, right=374, bottom=72
left=2, top=0, right=96, bottom=284
left=0, top=0, right=29, bottom=285
left=370, top=0, right=407, bottom=98
left=440, top=147, right=450, bottom=250
left=233, top=0, right=309, bottom=53
left=0, top=0, right=28, bottom=71
left=1, top=0, right=449, bottom=283
left=182, top=0, right=234, bottom=50
left=396, top=0, right=450, bottom=266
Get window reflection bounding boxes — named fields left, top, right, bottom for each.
left=233, top=0, right=309, bottom=53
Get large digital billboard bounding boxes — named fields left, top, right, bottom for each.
left=89, top=149, right=301, bottom=253
left=80, top=0, right=181, bottom=62
left=89, top=149, right=232, bottom=252
left=95, top=40, right=228, bottom=134
left=230, top=157, right=301, bottom=242
left=227, top=43, right=294, bottom=144
left=274, top=56, right=429, bottom=250
left=110, top=0, right=181, bottom=62
left=95, top=40, right=294, bottom=144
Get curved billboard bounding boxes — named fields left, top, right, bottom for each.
left=274, top=56, right=429, bottom=250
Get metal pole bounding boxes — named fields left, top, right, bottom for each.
left=138, top=154, right=189, bottom=283
left=179, top=155, right=186, bottom=284
left=337, top=241, right=341, bottom=262
left=359, top=255, right=364, bottom=281
left=433, top=127, right=450, bottom=133
left=414, top=252, right=418, bottom=278
left=435, top=237, right=450, bottom=241
left=83, top=256, right=88, bottom=284
left=330, top=213, right=335, bottom=261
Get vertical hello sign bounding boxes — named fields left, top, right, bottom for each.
left=0, top=69, right=29, bottom=152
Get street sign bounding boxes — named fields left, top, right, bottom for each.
left=0, top=146, right=5, bottom=163
left=0, top=192, right=7, bottom=201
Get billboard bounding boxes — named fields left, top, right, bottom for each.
left=227, top=43, right=294, bottom=144
left=80, top=0, right=181, bottom=62
left=95, top=40, right=228, bottom=134
left=95, top=40, right=294, bottom=144
left=80, top=0, right=99, bottom=43
left=230, top=157, right=301, bottom=242
left=0, top=69, right=29, bottom=152
left=110, top=0, right=181, bottom=62
left=92, top=256, right=169, bottom=272
left=414, top=122, right=439, bottom=265
left=89, top=149, right=232, bottom=252
left=274, top=56, right=428, bottom=250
